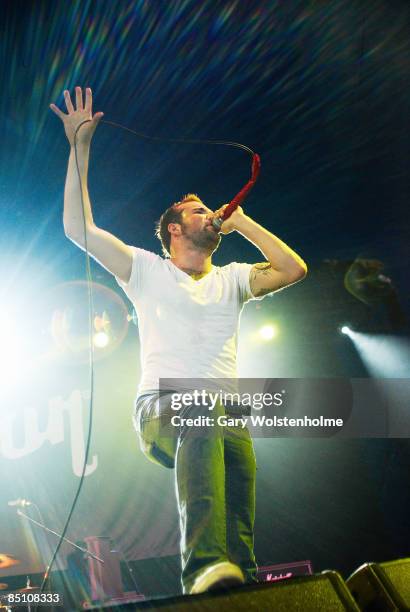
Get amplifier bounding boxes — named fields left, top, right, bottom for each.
left=257, top=559, right=313, bottom=582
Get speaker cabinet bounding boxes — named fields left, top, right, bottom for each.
left=88, top=570, right=360, bottom=611
left=347, top=558, right=410, bottom=611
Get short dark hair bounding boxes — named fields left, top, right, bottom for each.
left=155, top=194, right=202, bottom=257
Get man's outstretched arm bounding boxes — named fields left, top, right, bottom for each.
left=50, top=86, right=133, bottom=284
left=216, top=206, right=307, bottom=296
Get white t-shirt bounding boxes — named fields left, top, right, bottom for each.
left=116, top=247, right=262, bottom=395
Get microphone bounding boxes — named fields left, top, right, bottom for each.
left=8, top=498, right=32, bottom=507
left=212, top=153, right=261, bottom=231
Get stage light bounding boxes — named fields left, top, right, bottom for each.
left=258, top=325, right=278, bottom=341
left=93, top=331, right=110, bottom=348
left=341, top=325, right=351, bottom=335
left=346, top=333, right=410, bottom=378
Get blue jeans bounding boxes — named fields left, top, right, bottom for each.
left=134, top=392, right=258, bottom=594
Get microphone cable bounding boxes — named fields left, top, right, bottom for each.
left=37, top=120, right=98, bottom=604
left=99, top=120, right=261, bottom=229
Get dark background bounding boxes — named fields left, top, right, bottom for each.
left=0, top=0, right=409, bottom=599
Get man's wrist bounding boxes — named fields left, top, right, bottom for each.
left=234, top=213, right=256, bottom=234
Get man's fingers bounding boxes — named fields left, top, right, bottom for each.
left=64, top=90, right=75, bottom=113
left=75, top=86, right=83, bottom=111
left=49, top=104, right=66, bottom=119
left=214, top=204, right=228, bottom=217
left=85, top=87, right=92, bottom=113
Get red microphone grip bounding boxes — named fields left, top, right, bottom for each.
left=213, top=153, right=261, bottom=230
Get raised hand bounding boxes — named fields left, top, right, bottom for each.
left=49, top=86, right=104, bottom=147
left=211, top=204, right=245, bottom=234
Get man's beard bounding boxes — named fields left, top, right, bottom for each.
left=181, top=223, right=221, bottom=252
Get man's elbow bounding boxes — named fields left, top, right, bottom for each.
left=64, top=222, right=95, bottom=247
left=64, top=225, right=83, bottom=246
left=289, top=261, right=308, bottom=282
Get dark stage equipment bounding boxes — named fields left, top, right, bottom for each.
left=86, top=570, right=360, bottom=611
left=347, top=558, right=410, bottom=611
left=256, top=559, right=313, bottom=582
left=85, top=537, right=123, bottom=602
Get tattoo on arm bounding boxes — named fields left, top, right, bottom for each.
left=250, top=260, right=305, bottom=296
left=250, top=262, right=272, bottom=284
left=250, top=262, right=282, bottom=297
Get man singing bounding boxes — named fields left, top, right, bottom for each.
left=50, top=86, right=307, bottom=595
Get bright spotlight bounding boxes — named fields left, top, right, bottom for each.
left=93, top=331, right=110, bottom=348
left=347, top=333, right=410, bottom=378
left=341, top=325, right=351, bottom=335
left=258, top=325, right=277, bottom=341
